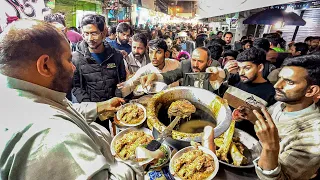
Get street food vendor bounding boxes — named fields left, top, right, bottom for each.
left=140, top=46, right=229, bottom=96
left=0, top=19, right=162, bottom=180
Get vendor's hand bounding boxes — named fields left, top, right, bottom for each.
left=97, top=97, right=125, bottom=115
left=202, top=126, right=216, bottom=154
left=224, top=60, right=239, bottom=74
left=140, top=73, right=158, bottom=89
left=253, top=107, right=280, bottom=151
left=206, top=67, right=225, bottom=82
left=191, top=126, right=216, bottom=154
left=119, top=50, right=128, bottom=57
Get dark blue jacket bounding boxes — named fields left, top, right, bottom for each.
left=108, top=39, right=132, bottom=54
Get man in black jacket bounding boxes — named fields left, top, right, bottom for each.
left=72, top=14, right=126, bottom=104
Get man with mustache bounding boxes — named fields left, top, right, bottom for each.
left=245, top=55, right=320, bottom=180
left=140, top=46, right=228, bottom=96
left=108, top=22, right=133, bottom=55
left=123, top=33, right=150, bottom=75
left=118, top=38, right=180, bottom=97
left=72, top=14, right=126, bottom=127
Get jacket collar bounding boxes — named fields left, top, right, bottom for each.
left=77, top=40, right=115, bottom=63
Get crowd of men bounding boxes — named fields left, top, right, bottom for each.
left=0, top=13, right=320, bottom=180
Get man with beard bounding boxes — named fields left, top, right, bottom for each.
left=216, top=31, right=223, bottom=39
left=118, top=38, right=180, bottom=97
left=140, top=46, right=228, bottom=96
left=109, top=22, right=133, bottom=55
left=308, top=36, right=320, bottom=54
left=0, top=19, right=160, bottom=179
left=123, top=33, right=150, bottom=75
left=223, top=32, right=233, bottom=46
left=237, top=55, right=320, bottom=180
left=224, top=47, right=276, bottom=138
left=72, top=15, right=126, bottom=106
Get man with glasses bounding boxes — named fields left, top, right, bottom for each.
left=72, top=14, right=126, bottom=127
left=109, top=22, right=133, bottom=55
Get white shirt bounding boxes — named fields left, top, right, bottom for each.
left=0, top=74, right=143, bottom=180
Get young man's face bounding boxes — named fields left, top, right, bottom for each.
left=217, top=32, right=223, bottom=39
left=310, top=39, right=319, bottom=50
left=117, top=30, right=131, bottom=45
left=191, top=49, right=211, bottom=72
left=132, top=40, right=146, bottom=59
left=238, top=61, right=261, bottom=83
left=223, top=55, right=235, bottom=65
left=149, top=47, right=165, bottom=67
left=244, top=42, right=251, bottom=50
left=274, top=66, right=310, bottom=103
left=224, top=34, right=233, bottom=44
left=289, top=45, right=300, bottom=57
left=82, top=24, right=104, bottom=49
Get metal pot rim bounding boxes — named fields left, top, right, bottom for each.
left=147, top=86, right=232, bottom=141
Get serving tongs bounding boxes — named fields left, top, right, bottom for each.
left=145, top=116, right=182, bottom=151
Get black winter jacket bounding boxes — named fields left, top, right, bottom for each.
left=72, top=41, right=126, bottom=102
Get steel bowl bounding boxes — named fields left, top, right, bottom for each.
left=110, top=127, right=154, bottom=166
left=218, top=128, right=262, bottom=168
left=116, top=103, right=147, bottom=127
left=147, top=86, right=232, bottom=149
left=169, top=146, right=219, bottom=180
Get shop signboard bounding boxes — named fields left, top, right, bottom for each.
left=1, top=0, right=46, bottom=19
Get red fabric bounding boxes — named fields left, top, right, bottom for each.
left=6, top=13, right=19, bottom=24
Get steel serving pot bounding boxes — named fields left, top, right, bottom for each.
left=147, top=86, right=232, bottom=149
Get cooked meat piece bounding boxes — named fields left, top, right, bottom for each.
left=119, top=104, right=144, bottom=124
left=168, top=99, right=196, bottom=119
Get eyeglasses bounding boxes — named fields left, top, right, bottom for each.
left=83, top=32, right=101, bottom=38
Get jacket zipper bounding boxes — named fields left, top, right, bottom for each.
left=100, top=53, right=114, bottom=66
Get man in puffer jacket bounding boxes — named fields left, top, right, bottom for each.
left=72, top=14, right=126, bottom=104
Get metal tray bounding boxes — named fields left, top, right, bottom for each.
left=218, top=128, right=262, bottom=168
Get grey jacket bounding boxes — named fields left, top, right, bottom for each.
left=124, top=53, right=150, bottom=74
left=161, top=60, right=227, bottom=97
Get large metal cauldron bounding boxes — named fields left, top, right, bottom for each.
left=147, top=86, right=232, bottom=149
